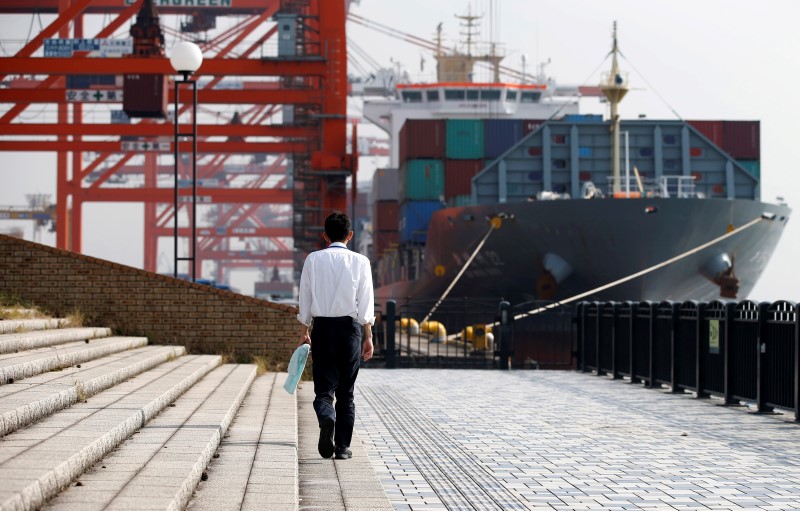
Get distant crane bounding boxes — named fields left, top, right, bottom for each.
left=0, top=194, right=57, bottom=243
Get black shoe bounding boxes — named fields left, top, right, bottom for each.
left=318, top=419, right=335, bottom=459
left=334, top=447, right=352, bottom=460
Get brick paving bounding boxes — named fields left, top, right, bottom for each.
left=355, top=369, right=800, bottom=511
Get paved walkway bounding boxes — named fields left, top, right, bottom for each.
left=354, top=369, right=800, bottom=511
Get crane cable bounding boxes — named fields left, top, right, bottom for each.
left=421, top=220, right=498, bottom=325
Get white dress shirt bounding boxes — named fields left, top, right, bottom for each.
left=297, top=242, right=375, bottom=327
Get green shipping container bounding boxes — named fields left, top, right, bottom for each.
left=737, top=160, right=760, bottom=179
left=401, top=159, right=445, bottom=201
left=446, top=119, right=484, bottom=159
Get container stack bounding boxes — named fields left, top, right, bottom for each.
left=372, top=167, right=400, bottom=259
left=398, top=120, right=446, bottom=244
left=689, top=120, right=760, bottom=178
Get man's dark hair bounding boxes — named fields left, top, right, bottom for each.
left=325, top=211, right=351, bottom=242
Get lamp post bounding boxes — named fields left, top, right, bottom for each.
left=169, top=41, right=203, bottom=281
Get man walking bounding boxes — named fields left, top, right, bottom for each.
left=297, top=212, right=375, bottom=460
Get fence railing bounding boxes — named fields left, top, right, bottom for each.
left=577, top=300, right=800, bottom=421
left=370, top=298, right=576, bottom=369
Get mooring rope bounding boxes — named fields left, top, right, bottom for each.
left=508, top=215, right=766, bottom=323
left=420, top=221, right=497, bottom=325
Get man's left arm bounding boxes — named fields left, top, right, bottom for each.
left=361, top=322, right=373, bottom=361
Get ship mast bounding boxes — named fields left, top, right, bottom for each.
left=600, top=22, right=629, bottom=195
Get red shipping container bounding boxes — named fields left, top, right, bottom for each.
left=373, top=230, right=399, bottom=258
left=123, top=74, right=168, bottom=118
left=687, top=120, right=723, bottom=147
left=522, top=119, right=545, bottom=135
left=373, top=200, right=400, bottom=231
left=399, top=119, right=446, bottom=163
left=722, top=121, right=760, bottom=159
left=444, top=159, right=484, bottom=200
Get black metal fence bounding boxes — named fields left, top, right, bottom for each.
left=369, top=298, right=576, bottom=369
left=577, top=300, right=800, bottom=421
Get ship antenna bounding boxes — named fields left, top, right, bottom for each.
left=600, top=21, right=630, bottom=196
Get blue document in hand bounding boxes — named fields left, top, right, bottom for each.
left=284, top=343, right=310, bottom=394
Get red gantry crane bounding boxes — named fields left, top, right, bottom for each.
left=0, top=0, right=352, bottom=289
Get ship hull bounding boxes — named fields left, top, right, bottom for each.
left=375, top=198, right=790, bottom=304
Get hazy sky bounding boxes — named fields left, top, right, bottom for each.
left=1, top=0, right=799, bottom=299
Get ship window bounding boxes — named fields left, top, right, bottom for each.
left=690, top=147, right=703, bottom=157
left=401, top=91, right=423, bottom=103
left=579, top=147, right=592, bottom=157
left=553, top=159, right=568, bottom=169
left=521, top=91, right=542, bottom=103
left=664, top=159, right=678, bottom=170
left=506, top=90, right=517, bottom=101
left=528, top=147, right=543, bottom=156
left=640, top=147, right=654, bottom=157
left=426, top=90, right=440, bottom=102
left=552, top=134, right=567, bottom=144
left=466, top=90, right=479, bottom=100
left=445, top=89, right=466, bottom=100
left=663, top=135, right=677, bottom=145
left=480, top=90, right=501, bottom=101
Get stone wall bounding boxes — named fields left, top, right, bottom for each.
left=0, top=234, right=300, bottom=360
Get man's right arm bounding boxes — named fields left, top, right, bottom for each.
left=296, top=256, right=313, bottom=346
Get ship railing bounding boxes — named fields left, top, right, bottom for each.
left=605, top=175, right=698, bottom=199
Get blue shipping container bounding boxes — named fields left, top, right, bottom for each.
left=399, top=201, right=443, bottom=243
left=484, top=119, right=524, bottom=159
left=563, top=114, right=604, bottom=123
left=446, top=119, right=485, bottom=159
left=737, top=160, right=760, bottom=179
left=401, top=159, right=444, bottom=201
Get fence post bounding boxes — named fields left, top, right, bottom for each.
left=646, top=304, right=656, bottom=388
left=611, top=302, right=620, bottom=379
left=723, top=302, right=736, bottom=405
left=385, top=300, right=396, bottom=369
left=756, top=301, right=774, bottom=413
left=499, top=300, right=511, bottom=370
left=580, top=303, right=587, bottom=372
left=595, top=301, right=602, bottom=376
left=630, top=302, right=640, bottom=384
left=696, top=302, right=708, bottom=398
left=795, top=303, right=800, bottom=422
left=669, top=303, right=680, bottom=393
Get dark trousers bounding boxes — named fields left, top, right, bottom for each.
left=310, top=316, right=362, bottom=449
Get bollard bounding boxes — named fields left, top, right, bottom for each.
left=386, top=300, right=396, bottom=369
left=498, top=301, right=511, bottom=370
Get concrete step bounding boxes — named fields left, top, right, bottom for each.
left=0, top=319, right=69, bottom=335
left=297, top=384, right=393, bottom=511
left=0, top=354, right=220, bottom=511
left=44, top=364, right=256, bottom=511
left=0, top=336, right=148, bottom=385
left=0, top=345, right=185, bottom=437
left=0, top=327, right=112, bottom=355
left=188, top=372, right=299, bottom=511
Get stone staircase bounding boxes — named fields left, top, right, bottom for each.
left=0, top=317, right=301, bottom=511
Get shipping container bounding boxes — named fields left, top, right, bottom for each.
left=399, top=119, right=446, bottom=163
left=687, top=120, right=723, bottom=147
left=373, top=200, right=400, bottom=231
left=373, top=230, right=399, bottom=259
left=484, top=119, right=524, bottom=159
left=399, top=201, right=443, bottom=243
left=722, top=121, right=760, bottom=159
left=123, top=74, right=168, bottom=118
left=347, top=191, right=370, bottom=221
left=446, top=119, right=484, bottom=159
left=737, top=160, right=760, bottom=179
left=400, top=159, right=444, bottom=201
left=67, top=74, right=116, bottom=89
left=444, top=159, right=484, bottom=200
left=563, top=114, right=603, bottom=123
left=522, top=119, right=545, bottom=136
left=372, top=167, right=400, bottom=201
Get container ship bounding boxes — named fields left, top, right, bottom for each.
left=363, top=23, right=790, bottom=305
